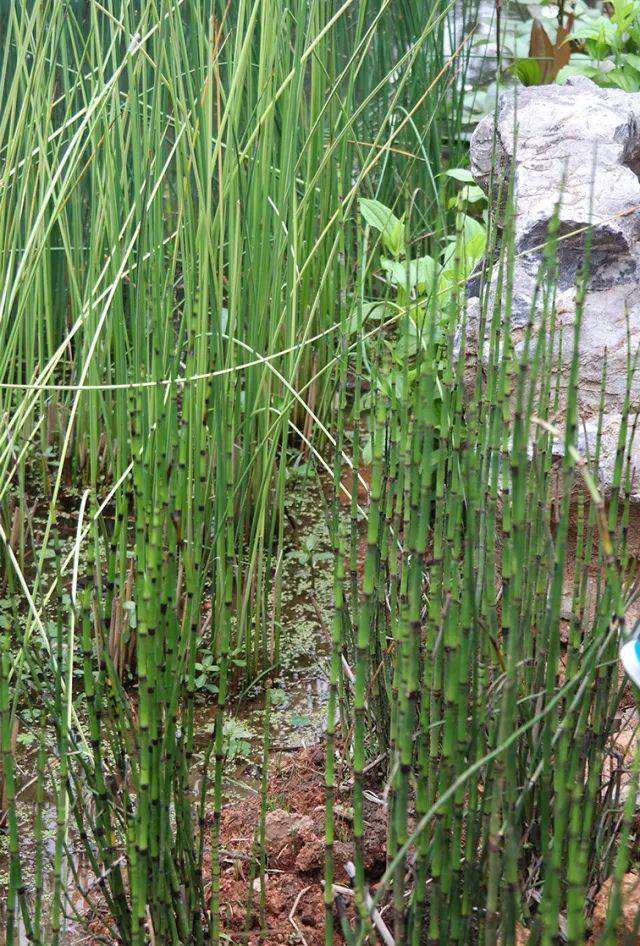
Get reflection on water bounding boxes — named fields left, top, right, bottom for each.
left=0, top=796, right=94, bottom=946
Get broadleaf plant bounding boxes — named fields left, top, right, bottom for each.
left=358, top=183, right=487, bottom=370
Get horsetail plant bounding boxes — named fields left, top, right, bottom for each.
left=326, top=182, right=640, bottom=945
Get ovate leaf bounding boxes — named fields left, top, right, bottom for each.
left=360, top=197, right=398, bottom=233
left=381, top=255, right=436, bottom=293
left=359, top=198, right=406, bottom=257
left=444, top=168, right=475, bottom=183
left=385, top=216, right=406, bottom=259
left=556, top=62, right=602, bottom=83
left=462, top=215, right=487, bottom=259
left=449, top=184, right=487, bottom=207
left=347, top=301, right=389, bottom=334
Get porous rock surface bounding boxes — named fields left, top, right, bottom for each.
left=469, top=77, right=640, bottom=498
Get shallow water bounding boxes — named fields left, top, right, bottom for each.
left=0, top=476, right=337, bottom=942
left=190, top=475, right=335, bottom=802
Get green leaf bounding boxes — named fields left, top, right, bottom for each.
left=449, top=185, right=487, bottom=208
left=556, top=62, right=603, bottom=83
left=360, top=197, right=397, bottom=234
left=460, top=215, right=487, bottom=271
left=461, top=185, right=486, bottom=204
left=359, top=198, right=405, bottom=257
left=381, top=255, right=436, bottom=293
left=347, top=300, right=388, bottom=334
left=573, top=16, right=617, bottom=46
left=392, top=318, right=422, bottom=361
left=438, top=217, right=486, bottom=293
left=601, top=67, right=640, bottom=91
left=444, top=168, right=475, bottom=183
left=385, top=215, right=406, bottom=258
left=510, top=57, right=543, bottom=86
left=392, top=333, right=419, bottom=361
left=622, top=52, right=640, bottom=73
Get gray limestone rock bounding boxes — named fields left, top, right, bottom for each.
left=468, top=77, right=640, bottom=498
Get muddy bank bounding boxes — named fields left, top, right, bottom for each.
left=209, top=745, right=388, bottom=946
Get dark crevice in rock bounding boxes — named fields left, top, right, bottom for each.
left=517, top=219, right=634, bottom=291
left=618, top=115, right=640, bottom=181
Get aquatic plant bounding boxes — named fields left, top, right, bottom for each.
left=325, top=184, right=640, bottom=945
left=0, top=0, right=473, bottom=942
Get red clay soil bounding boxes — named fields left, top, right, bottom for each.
left=208, top=744, right=388, bottom=946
